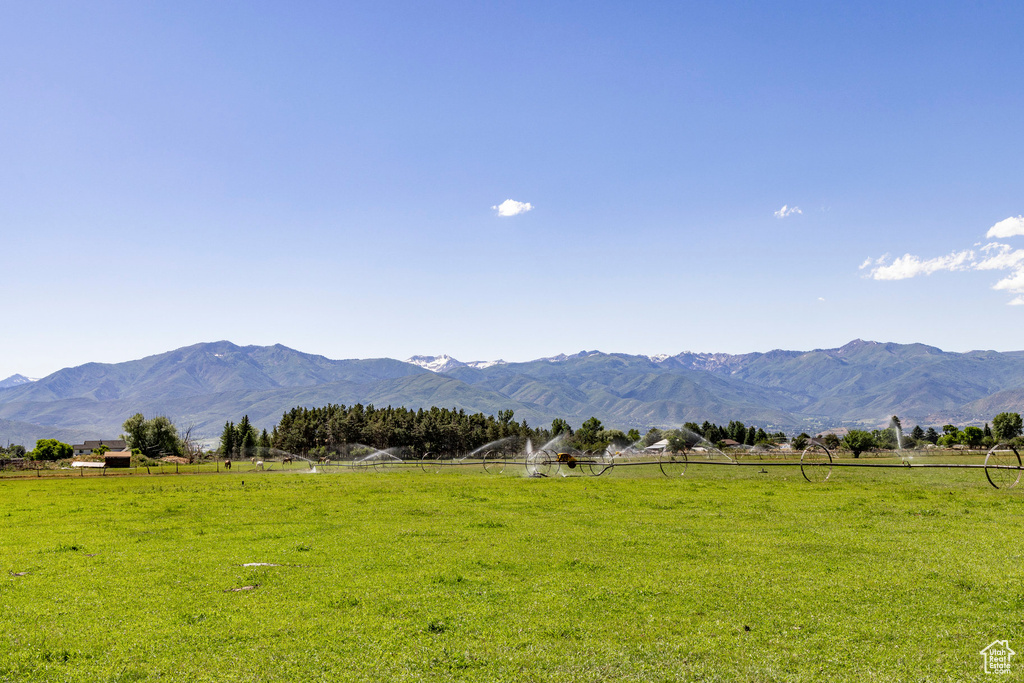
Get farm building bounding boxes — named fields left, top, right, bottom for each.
left=71, top=440, right=127, bottom=457
left=104, top=451, right=131, bottom=468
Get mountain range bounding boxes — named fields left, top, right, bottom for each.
left=2, top=339, right=1024, bottom=445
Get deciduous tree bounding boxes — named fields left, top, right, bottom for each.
left=551, top=418, right=572, bottom=437
left=642, top=428, right=663, bottom=447
left=121, top=413, right=183, bottom=458
left=30, top=438, right=72, bottom=461
left=961, top=426, right=984, bottom=448
left=992, top=412, right=1023, bottom=441
left=842, top=430, right=875, bottom=458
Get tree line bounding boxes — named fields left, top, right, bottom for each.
left=9, top=408, right=1024, bottom=463
left=260, top=404, right=554, bottom=458
left=837, top=412, right=1024, bottom=457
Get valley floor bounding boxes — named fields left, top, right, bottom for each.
left=1, top=463, right=1021, bottom=681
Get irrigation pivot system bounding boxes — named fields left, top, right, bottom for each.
left=18, top=441, right=1019, bottom=488
left=314, top=442, right=1023, bottom=490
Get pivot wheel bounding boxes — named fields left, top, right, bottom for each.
left=800, top=444, right=832, bottom=483
left=588, top=450, right=614, bottom=476
left=373, top=456, right=396, bottom=473
left=527, top=450, right=554, bottom=477
left=482, top=450, right=506, bottom=475
left=420, top=452, right=444, bottom=474
left=659, top=451, right=687, bottom=477
left=985, top=444, right=1022, bottom=490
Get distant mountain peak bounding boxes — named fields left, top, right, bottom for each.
left=834, top=339, right=877, bottom=354
left=0, top=374, right=34, bottom=389
left=465, top=359, right=507, bottom=369
left=540, top=350, right=603, bottom=363
left=407, top=355, right=464, bottom=372
left=406, top=355, right=507, bottom=373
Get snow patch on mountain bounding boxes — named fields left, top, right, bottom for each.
left=0, top=374, right=35, bottom=389
left=465, top=359, right=507, bottom=369
left=539, top=350, right=603, bottom=363
left=406, top=355, right=507, bottom=373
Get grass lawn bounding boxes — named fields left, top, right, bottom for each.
left=1, top=459, right=1022, bottom=681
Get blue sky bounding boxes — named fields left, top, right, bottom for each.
left=2, top=2, right=1024, bottom=379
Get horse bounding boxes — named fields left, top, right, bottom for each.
left=255, top=461, right=264, bottom=471
left=282, top=456, right=293, bottom=464
left=224, top=460, right=232, bottom=470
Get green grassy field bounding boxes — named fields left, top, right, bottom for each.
left=2, top=460, right=1021, bottom=682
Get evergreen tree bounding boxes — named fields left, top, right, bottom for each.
left=237, top=415, right=257, bottom=458
left=220, top=421, right=236, bottom=458
left=704, top=424, right=722, bottom=443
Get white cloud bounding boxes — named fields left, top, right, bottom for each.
left=492, top=199, right=534, bottom=217
left=859, top=255, right=886, bottom=270
left=992, top=269, right=1024, bottom=294
left=985, top=215, right=1024, bottom=239
left=975, top=243, right=1024, bottom=271
left=817, top=297, right=826, bottom=302
left=774, top=205, right=802, bottom=218
left=861, top=215, right=1024, bottom=305
left=865, top=250, right=975, bottom=280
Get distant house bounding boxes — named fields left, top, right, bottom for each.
left=71, top=440, right=127, bottom=457
left=720, top=439, right=741, bottom=447
left=643, top=439, right=670, bottom=453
